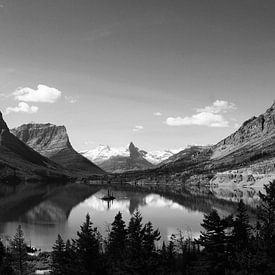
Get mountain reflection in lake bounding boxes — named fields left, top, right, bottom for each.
left=0, top=183, right=257, bottom=251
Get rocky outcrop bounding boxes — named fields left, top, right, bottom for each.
left=158, top=145, right=212, bottom=172
left=98, top=142, right=154, bottom=173
left=0, top=111, right=67, bottom=181
left=212, top=101, right=275, bottom=162
left=158, top=101, right=275, bottom=173
left=11, top=123, right=104, bottom=174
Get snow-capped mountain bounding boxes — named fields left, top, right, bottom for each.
left=80, top=145, right=129, bottom=164
left=80, top=144, right=184, bottom=166
left=144, top=149, right=184, bottom=164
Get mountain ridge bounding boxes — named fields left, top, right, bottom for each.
left=0, top=112, right=68, bottom=181
left=81, top=144, right=183, bottom=166
left=81, top=142, right=154, bottom=173
left=158, top=101, right=275, bottom=173
left=11, top=123, right=104, bottom=175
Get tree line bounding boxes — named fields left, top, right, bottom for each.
left=0, top=180, right=274, bottom=274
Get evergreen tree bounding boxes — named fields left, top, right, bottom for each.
left=75, top=213, right=102, bottom=274
left=64, top=240, right=79, bottom=275
left=256, top=180, right=275, bottom=272
left=127, top=210, right=145, bottom=260
left=107, top=211, right=127, bottom=259
left=0, top=239, right=5, bottom=267
left=124, top=210, right=146, bottom=273
left=9, top=225, right=27, bottom=275
left=167, top=235, right=176, bottom=273
left=232, top=199, right=251, bottom=250
left=51, top=234, right=66, bottom=275
left=142, top=221, right=160, bottom=256
left=0, top=239, right=14, bottom=274
left=198, top=210, right=230, bottom=274
left=142, top=221, right=161, bottom=274
left=257, top=181, right=275, bottom=253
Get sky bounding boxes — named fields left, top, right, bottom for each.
left=0, top=0, right=275, bottom=151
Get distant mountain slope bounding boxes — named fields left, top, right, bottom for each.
left=11, top=123, right=104, bottom=174
left=210, top=101, right=275, bottom=167
left=0, top=112, right=67, bottom=181
left=159, top=145, right=212, bottom=171
left=159, top=101, right=275, bottom=173
left=81, top=145, right=129, bottom=164
left=81, top=144, right=182, bottom=166
left=82, top=142, right=154, bottom=173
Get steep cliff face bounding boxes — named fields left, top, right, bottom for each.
left=212, top=101, right=275, bottom=161
left=11, top=123, right=104, bottom=174
left=11, top=124, right=71, bottom=157
left=158, top=101, right=275, bottom=173
left=0, top=112, right=50, bottom=167
left=0, top=112, right=66, bottom=181
left=99, top=142, right=154, bottom=173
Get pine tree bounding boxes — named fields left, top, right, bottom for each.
left=127, top=210, right=145, bottom=260
left=75, top=213, right=102, bottom=274
left=167, top=235, right=176, bottom=273
left=256, top=180, right=275, bottom=272
left=257, top=181, right=275, bottom=252
left=64, top=240, right=79, bottom=275
left=141, top=221, right=161, bottom=274
left=107, top=211, right=127, bottom=259
left=124, top=210, right=146, bottom=273
left=232, top=199, right=251, bottom=250
left=9, top=225, right=27, bottom=275
left=0, top=240, right=14, bottom=275
left=51, top=234, right=66, bottom=275
left=198, top=210, right=230, bottom=274
left=0, top=239, right=5, bottom=268
left=142, top=221, right=160, bottom=256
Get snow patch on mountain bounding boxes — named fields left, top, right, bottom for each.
left=80, top=145, right=184, bottom=165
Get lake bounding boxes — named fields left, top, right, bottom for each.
left=0, top=182, right=257, bottom=251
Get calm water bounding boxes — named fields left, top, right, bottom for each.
left=0, top=183, right=256, bottom=251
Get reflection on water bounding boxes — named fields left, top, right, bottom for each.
left=210, top=184, right=262, bottom=208
left=0, top=182, right=260, bottom=251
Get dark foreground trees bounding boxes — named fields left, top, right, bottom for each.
left=50, top=180, right=275, bottom=275
left=1, top=180, right=275, bottom=274
left=9, top=225, right=28, bottom=275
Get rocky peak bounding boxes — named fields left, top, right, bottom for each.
left=0, top=111, right=10, bottom=146
left=129, top=142, right=143, bottom=159
left=11, top=123, right=72, bottom=158
left=211, top=101, right=275, bottom=160
left=216, top=102, right=275, bottom=148
left=11, top=122, right=104, bottom=174
left=0, top=111, right=9, bottom=133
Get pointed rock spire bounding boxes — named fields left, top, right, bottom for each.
left=0, top=111, right=9, bottom=134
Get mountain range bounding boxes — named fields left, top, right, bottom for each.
left=0, top=101, right=274, bottom=185
left=159, top=101, right=275, bottom=173
left=83, top=142, right=154, bottom=173
left=81, top=144, right=183, bottom=172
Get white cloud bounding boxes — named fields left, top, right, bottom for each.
left=166, top=100, right=236, bottom=128
left=13, top=84, right=61, bottom=103
left=133, top=125, right=144, bottom=132
left=153, top=112, right=162, bottom=116
left=196, top=100, right=236, bottom=114
left=6, top=102, right=38, bottom=114
left=166, top=112, right=229, bottom=127
left=65, top=95, right=79, bottom=104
